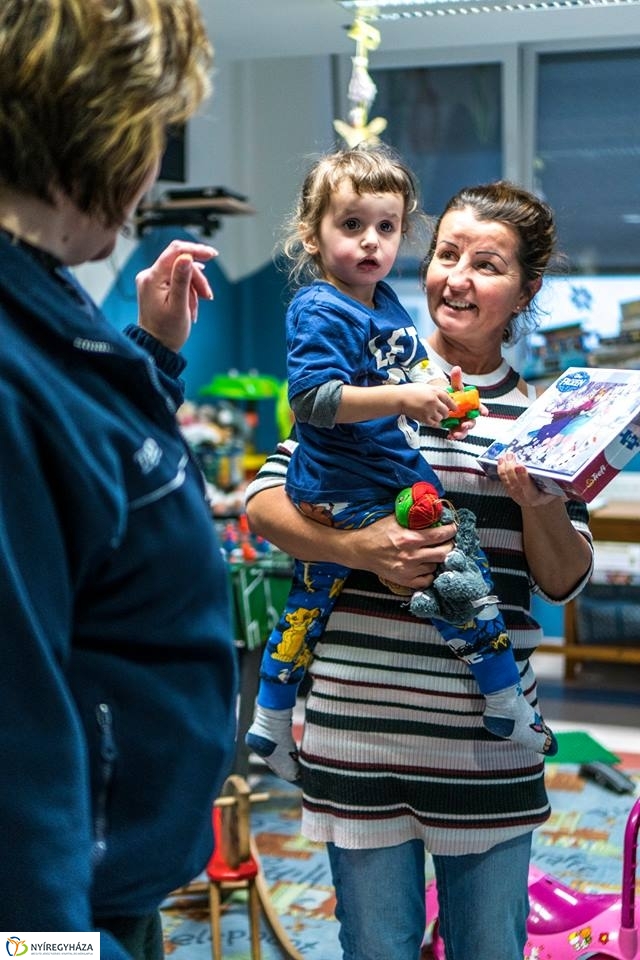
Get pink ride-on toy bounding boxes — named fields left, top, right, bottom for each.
left=425, top=794, right=640, bottom=959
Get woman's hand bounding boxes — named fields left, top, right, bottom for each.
left=496, top=452, right=561, bottom=507
left=135, top=240, right=218, bottom=352
left=246, top=486, right=456, bottom=591
left=346, top=513, right=456, bottom=590
left=497, top=452, right=592, bottom=600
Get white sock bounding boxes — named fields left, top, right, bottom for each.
left=245, top=704, right=301, bottom=782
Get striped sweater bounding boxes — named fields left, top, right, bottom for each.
left=246, top=354, right=592, bottom=855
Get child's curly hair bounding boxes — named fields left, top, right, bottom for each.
left=278, top=143, right=431, bottom=288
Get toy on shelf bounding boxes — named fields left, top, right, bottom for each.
left=205, top=401, right=249, bottom=491
left=178, top=399, right=251, bottom=515
left=199, top=369, right=282, bottom=463
left=218, top=515, right=280, bottom=566
left=217, top=512, right=293, bottom=652
left=200, top=370, right=282, bottom=405
left=236, top=513, right=257, bottom=563
left=426, top=792, right=640, bottom=959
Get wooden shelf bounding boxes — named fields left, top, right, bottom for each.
left=134, top=192, right=255, bottom=237
left=537, top=500, right=640, bottom=679
left=581, top=499, right=640, bottom=542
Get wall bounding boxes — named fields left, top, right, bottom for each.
left=76, top=56, right=334, bottom=412
left=78, top=42, right=640, bottom=404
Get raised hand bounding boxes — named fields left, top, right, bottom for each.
left=135, top=239, right=218, bottom=352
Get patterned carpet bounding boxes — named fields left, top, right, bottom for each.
left=161, top=752, right=640, bottom=960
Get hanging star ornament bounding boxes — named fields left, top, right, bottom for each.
left=333, top=16, right=388, bottom=148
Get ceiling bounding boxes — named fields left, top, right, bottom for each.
left=203, top=0, right=640, bottom=62
left=204, top=0, right=353, bottom=61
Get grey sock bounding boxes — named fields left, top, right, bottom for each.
left=483, top=684, right=558, bottom=756
left=245, top=704, right=301, bottom=781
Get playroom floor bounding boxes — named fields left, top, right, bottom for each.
left=162, top=650, right=638, bottom=960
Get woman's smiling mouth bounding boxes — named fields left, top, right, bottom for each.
left=443, top=297, right=475, bottom=310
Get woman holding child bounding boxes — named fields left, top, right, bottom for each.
left=246, top=175, right=593, bottom=960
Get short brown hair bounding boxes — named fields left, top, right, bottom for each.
left=0, top=0, right=213, bottom=226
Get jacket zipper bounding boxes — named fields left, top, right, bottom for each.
left=92, top=702, right=117, bottom=866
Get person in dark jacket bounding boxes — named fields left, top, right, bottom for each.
left=0, top=3, right=237, bottom=958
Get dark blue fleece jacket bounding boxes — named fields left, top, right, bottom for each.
left=0, top=234, right=237, bottom=956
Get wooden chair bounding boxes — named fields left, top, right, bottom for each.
left=206, top=774, right=303, bottom=960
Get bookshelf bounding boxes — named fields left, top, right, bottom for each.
left=537, top=500, right=640, bottom=679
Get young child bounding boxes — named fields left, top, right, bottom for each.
left=246, top=145, right=557, bottom=781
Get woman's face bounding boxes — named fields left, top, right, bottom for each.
left=426, top=206, right=535, bottom=357
left=85, top=160, right=161, bottom=263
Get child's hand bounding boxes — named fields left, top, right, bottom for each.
left=444, top=365, right=488, bottom=439
left=399, top=382, right=455, bottom=427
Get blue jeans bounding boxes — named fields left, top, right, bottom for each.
left=327, top=832, right=531, bottom=960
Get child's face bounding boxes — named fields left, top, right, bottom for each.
left=305, top=180, right=405, bottom=306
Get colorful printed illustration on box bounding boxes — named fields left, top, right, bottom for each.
left=482, top=368, right=640, bottom=481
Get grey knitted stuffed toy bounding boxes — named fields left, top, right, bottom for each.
left=409, top=507, right=499, bottom=626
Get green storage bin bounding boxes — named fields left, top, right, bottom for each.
left=227, top=555, right=293, bottom=650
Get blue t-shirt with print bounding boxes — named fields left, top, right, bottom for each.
left=286, top=279, right=444, bottom=502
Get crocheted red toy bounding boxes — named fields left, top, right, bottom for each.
left=394, top=481, right=443, bottom=530
left=394, top=482, right=499, bottom=626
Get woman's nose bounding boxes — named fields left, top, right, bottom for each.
left=447, top=262, right=471, bottom=288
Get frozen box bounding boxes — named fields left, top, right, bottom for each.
left=477, top=367, right=640, bottom=502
